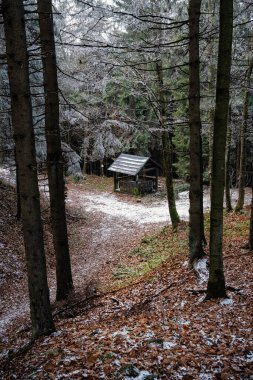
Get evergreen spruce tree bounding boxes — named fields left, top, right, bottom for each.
left=2, top=0, right=55, bottom=338
left=156, top=60, right=180, bottom=229
left=188, top=0, right=205, bottom=264
left=206, top=0, right=233, bottom=299
left=37, top=0, right=74, bottom=300
left=249, top=187, right=253, bottom=250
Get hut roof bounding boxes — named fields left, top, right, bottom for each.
left=108, top=153, right=150, bottom=176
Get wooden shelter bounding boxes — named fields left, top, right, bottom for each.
left=108, top=153, right=160, bottom=195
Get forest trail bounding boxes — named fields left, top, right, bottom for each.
left=1, top=175, right=253, bottom=379
left=0, top=175, right=167, bottom=347
left=0, top=174, right=192, bottom=346
left=61, top=181, right=251, bottom=294
left=65, top=187, right=164, bottom=295
left=0, top=172, right=252, bottom=351
left=65, top=183, right=195, bottom=294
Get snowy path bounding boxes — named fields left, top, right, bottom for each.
left=0, top=166, right=250, bottom=224
left=67, top=189, right=205, bottom=225
left=0, top=167, right=252, bottom=350
left=67, top=187, right=248, bottom=225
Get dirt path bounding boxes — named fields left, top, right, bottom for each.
left=65, top=183, right=252, bottom=294
left=0, top=180, right=167, bottom=349
left=66, top=186, right=167, bottom=294
left=0, top=170, right=252, bottom=352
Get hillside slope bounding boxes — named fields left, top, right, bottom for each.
left=0, top=179, right=252, bottom=379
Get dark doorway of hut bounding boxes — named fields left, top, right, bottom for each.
left=108, top=153, right=161, bottom=196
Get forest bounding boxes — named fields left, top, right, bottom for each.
left=0, top=0, right=252, bottom=379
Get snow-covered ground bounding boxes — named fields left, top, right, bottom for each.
left=67, top=187, right=250, bottom=226
left=67, top=191, right=194, bottom=225
left=0, top=165, right=251, bottom=226
left=0, top=167, right=16, bottom=185
left=0, top=164, right=195, bottom=224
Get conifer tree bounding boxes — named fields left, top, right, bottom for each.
left=37, top=0, right=74, bottom=300
left=188, top=0, right=205, bottom=264
left=206, top=0, right=233, bottom=299
left=249, top=187, right=253, bottom=250
left=2, top=0, right=55, bottom=338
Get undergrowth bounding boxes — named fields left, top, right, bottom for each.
left=112, top=223, right=189, bottom=288
left=112, top=210, right=250, bottom=289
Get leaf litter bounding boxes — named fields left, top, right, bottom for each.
left=0, top=173, right=252, bottom=379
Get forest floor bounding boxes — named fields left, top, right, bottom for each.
left=0, top=173, right=252, bottom=379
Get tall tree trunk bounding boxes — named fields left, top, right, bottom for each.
left=37, top=0, right=73, bottom=300
left=188, top=0, right=206, bottom=265
left=156, top=61, right=180, bottom=229
left=2, top=0, right=54, bottom=338
left=206, top=0, right=233, bottom=300
left=206, top=0, right=216, bottom=197
left=235, top=57, right=253, bottom=212
left=225, top=107, right=233, bottom=212
left=8, top=116, right=21, bottom=219
left=14, top=145, right=21, bottom=220
left=162, top=131, right=180, bottom=228
left=248, top=34, right=253, bottom=250
left=208, top=108, right=214, bottom=198
left=249, top=187, right=253, bottom=250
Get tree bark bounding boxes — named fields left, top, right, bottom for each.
left=225, top=107, right=233, bottom=212
left=14, top=145, right=21, bottom=220
left=249, top=187, right=253, bottom=250
left=188, top=0, right=206, bottom=265
left=206, top=0, right=233, bottom=299
left=235, top=57, right=253, bottom=212
left=206, top=0, right=216, bottom=197
left=162, top=131, right=180, bottom=229
left=156, top=60, right=180, bottom=229
left=37, top=0, right=73, bottom=300
left=2, top=0, right=54, bottom=338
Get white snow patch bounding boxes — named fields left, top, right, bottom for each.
left=72, top=192, right=171, bottom=224
left=112, top=359, right=121, bottom=367
left=0, top=167, right=49, bottom=195
left=1, top=165, right=252, bottom=227
left=194, top=258, right=209, bottom=284
left=112, top=327, right=133, bottom=344
left=62, top=355, right=80, bottom=365
left=220, top=298, right=234, bottom=306
left=55, top=369, right=89, bottom=379
left=163, top=341, right=177, bottom=349
left=67, top=190, right=195, bottom=225
left=50, top=331, right=62, bottom=338
left=0, top=303, right=29, bottom=339
left=200, top=331, right=221, bottom=346
left=0, top=167, right=16, bottom=185
left=197, top=295, right=206, bottom=304
left=143, top=331, right=155, bottom=340
left=175, top=317, right=190, bottom=326
left=67, top=186, right=253, bottom=227
left=199, top=373, right=214, bottom=380
left=68, top=187, right=251, bottom=226
left=245, top=351, right=253, bottom=362
left=125, top=370, right=157, bottom=380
